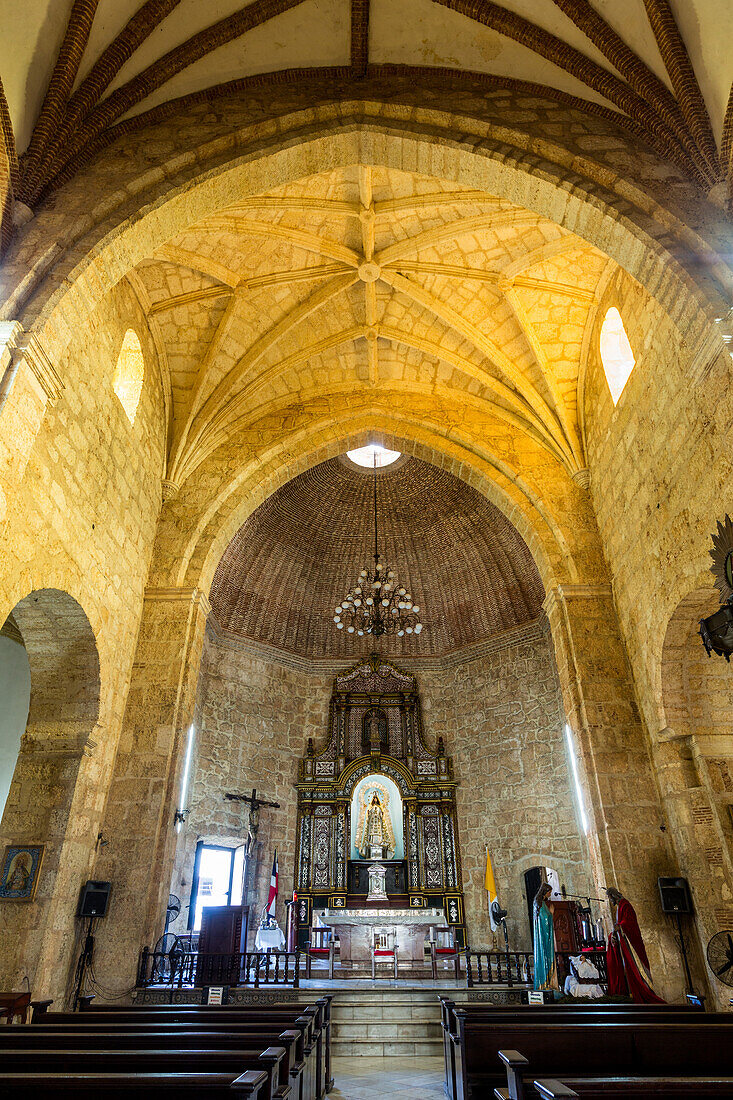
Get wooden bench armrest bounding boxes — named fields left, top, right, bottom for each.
left=499, top=1050, right=529, bottom=1068
left=29, top=1000, right=53, bottom=1019
left=494, top=1090, right=510, bottom=1099
left=232, top=1068, right=270, bottom=1096
left=259, top=1044, right=286, bottom=1062
left=534, top=1081, right=579, bottom=1099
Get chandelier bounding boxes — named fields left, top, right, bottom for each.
left=334, top=449, right=423, bottom=639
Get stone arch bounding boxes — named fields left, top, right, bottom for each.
left=171, top=410, right=586, bottom=601
left=0, top=588, right=100, bottom=996
left=6, top=113, right=729, bottom=387
left=656, top=584, right=733, bottom=1006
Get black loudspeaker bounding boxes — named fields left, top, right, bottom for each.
left=658, top=876, right=692, bottom=914
left=78, top=880, right=112, bottom=918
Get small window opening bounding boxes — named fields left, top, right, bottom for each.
left=113, top=329, right=144, bottom=424
left=599, top=307, right=635, bottom=405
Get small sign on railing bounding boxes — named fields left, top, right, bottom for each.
left=205, top=986, right=226, bottom=1005
left=527, top=991, right=544, bottom=1005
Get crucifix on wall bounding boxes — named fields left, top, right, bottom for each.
left=224, top=788, right=280, bottom=856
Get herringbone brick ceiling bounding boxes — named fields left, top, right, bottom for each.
left=209, top=454, right=545, bottom=658
left=1, top=0, right=731, bottom=247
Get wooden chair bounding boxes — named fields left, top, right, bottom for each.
left=0, top=991, right=31, bottom=1024
left=429, top=926, right=461, bottom=979
left=306, top=926, right=335, bottom=979
left=371, top=930, right=399, bottom=978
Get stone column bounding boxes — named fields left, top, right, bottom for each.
left=92, top=587, right=210, bottom=991
left=544, top=584, right=683, bottom=1000
left=0, top=323, right=63, bottom=524
left=655, top=728, right=732, bottom=1006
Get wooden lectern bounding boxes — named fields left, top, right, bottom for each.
left=195, top=904, right=249, bottom=987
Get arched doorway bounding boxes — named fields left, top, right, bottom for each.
left=0, top=588, right=100, bottom=998
left=659, top=586, right=733, bottom=1005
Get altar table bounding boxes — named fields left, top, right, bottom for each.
left=323, top=907, right=443, bottom=964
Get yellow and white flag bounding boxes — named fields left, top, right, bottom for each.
left=484, top=848, right=500, bottom=931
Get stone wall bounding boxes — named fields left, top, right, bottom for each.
left=420, top=621, right=590, bottom=952
left=171, top=618, right=588, bottom=953
left=168, top=629, right=331, bottom=942
left=0, top=277, right=166, bottom=1000
left=583, top=268, right=733, bottom=1003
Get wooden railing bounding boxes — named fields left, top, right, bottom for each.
left=464, top=949, right=533, bottom=987
left=137, top=947, right=302, bottom=989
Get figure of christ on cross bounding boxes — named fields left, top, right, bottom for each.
left=224, top=788, right=280, bottom=857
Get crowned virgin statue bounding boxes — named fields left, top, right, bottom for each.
left=358, top=792, right=396, bottom=859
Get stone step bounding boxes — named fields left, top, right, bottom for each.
left=331, top=1038, right=444, bottom=1057
left=332, top=1003, right=440, bottom=1021
left=332, top=1020, right=441, bottom=1040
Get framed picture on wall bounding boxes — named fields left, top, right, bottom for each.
left=0, top=844, right=44, bottom=901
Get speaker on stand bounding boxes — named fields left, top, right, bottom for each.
left=658, top=876, right=696, bottom=998
left=73, top=881, right=111, bottom=1010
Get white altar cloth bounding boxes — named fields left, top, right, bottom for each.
left=255, top=926, right=286, bottom=951
left=323, top=907, right=442, bottom=963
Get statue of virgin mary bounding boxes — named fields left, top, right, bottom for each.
left=357, top=791, right=396, bottom=858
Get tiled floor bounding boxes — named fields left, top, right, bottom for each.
left=330, top=1055, right=445, bottom=1098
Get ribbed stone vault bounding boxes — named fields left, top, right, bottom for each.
left=209, top=454, right=544, bottom=658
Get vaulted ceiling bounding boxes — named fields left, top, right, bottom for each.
left=1, top=0, right=731, bottom=231
left=209, top=454, right=545, bottom=657
left=129, top=162, right=607, bottom=486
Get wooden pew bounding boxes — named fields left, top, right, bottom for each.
left=499, top=1049, right=733, bottom=1098
left=450, top=1021, right=733, bottom=1100
left=0, top=1046, right=289, bottom=1100
left=533, top=1078, right=733, bottom=1098
left=2, top=1026, right=306, bottom=1100
left=0, top=1070, right=270, bottom=1097
left=25, top=1004, right=324, bottom=1099
left=0, top=990, right=32, bottom=1023
left=34, top=997, right=333, bottom=1097
left=438, top=1000, right=716, bottom=1100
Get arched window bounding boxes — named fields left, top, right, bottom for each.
left=113, top=329, right=145, bottom=424
left=599, top=307, right=635, bottom=405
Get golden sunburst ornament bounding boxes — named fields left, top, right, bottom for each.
left=700, top=515, right=733, bottom=660
left=709, top=514, right=733, bottom=601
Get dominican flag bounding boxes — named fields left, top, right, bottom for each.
left=266, top=848, right=279, bottom=918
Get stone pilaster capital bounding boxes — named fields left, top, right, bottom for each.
left=542, top=583, right=613, bottom=617
left=144, top=585, right=211, bottom=617
left=572, top=468, right=591, bottom=490
left=161, top=479, right=180, bottom=502
left=20, top=724, right=98, bottom=757
left=12, top=331, right=64, bottom=405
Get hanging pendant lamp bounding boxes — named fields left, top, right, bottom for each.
left=334, top=451, right=424, bottom=639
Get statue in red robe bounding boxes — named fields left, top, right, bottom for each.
left=605, top=887, right=665, bottom=1003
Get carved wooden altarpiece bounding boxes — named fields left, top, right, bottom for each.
left=294, top=656, right=465, bottom=948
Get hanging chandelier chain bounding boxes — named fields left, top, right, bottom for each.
left=333, top=446, right=424, bottom=640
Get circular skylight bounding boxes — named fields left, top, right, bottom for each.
left=346, top=444, right=402, bottom=469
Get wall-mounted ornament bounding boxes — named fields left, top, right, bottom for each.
left=700, top=515, right=733, bottom=660
left=0, top=844, right=44, bottom=901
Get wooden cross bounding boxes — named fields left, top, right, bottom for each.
left=224, top=787, right=280, bottom=855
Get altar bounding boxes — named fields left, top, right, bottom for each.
left=293, top=656, right=466, bottom=952
left=324, top=907, right=443, bottom=964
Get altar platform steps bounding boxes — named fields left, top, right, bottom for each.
left=330, top=989, right=443, bottom=1057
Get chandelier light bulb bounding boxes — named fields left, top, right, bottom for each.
left=354, top=598, right=361, bottom=607
left=413, top=605, right=419, bottom=613
left=406, top=627, right=413, bottom=634
left=337, top=622, right=344, bottom=629
left=415, top=623, right=422, bottom=633
left=348, top=626, right=355, bottom=633
left=398, top=629, right=405, bottom=636
left=366, top=597, right=373, bottom=606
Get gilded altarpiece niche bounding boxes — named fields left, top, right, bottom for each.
left=295, top=656, right=465, bottom=945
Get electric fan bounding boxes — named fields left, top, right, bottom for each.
left=706, top=930, right=733, bottom=985
left=164, top=893, right=181, bottom=932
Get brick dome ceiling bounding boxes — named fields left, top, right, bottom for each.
left=209, top=454, right=544, bottom=658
